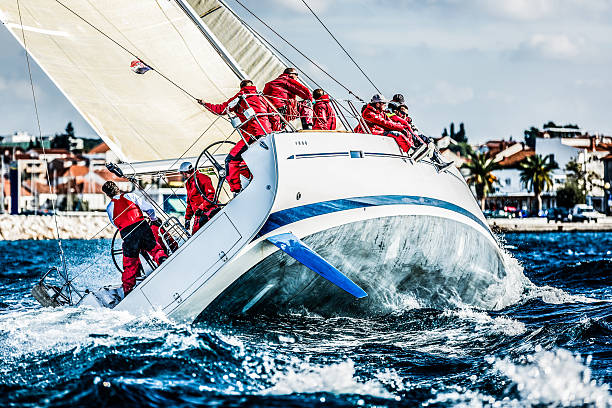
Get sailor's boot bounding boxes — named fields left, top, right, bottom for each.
left=148, top=244, right=167, bottom=265
left=122, top=256, right=141, bottom=295
left=433, top=153, right=454, bottom=173
left=413, top=142, right=434, bottom=162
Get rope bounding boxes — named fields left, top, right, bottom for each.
left=53, top=0, right=199, bottom=101
left=16, top=0, right=69, bottom=284
left=230, top=0, right=364, bottom=102
left=217, top=1, right=363, bottom=124
left=299, top=0, right=382, bottom=95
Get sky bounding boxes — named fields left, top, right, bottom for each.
left=0, top=0, right=611, bottom=144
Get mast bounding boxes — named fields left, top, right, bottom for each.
left=174, top=0, right=247, bottom=80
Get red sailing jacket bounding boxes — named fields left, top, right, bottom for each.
left=354, top=104, right=405, bottom=135
left=263, top=73, right=312, bottom=110
left=387, top=113, right=414, bottom=147
left=313, top=94, right=337, bottom=130
left=204, top=86, right=272, bottom=140
left=109, top=194, right=144, bottom=230
left=184, top=172, right=216, bottom=221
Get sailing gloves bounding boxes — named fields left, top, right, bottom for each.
left=184, top=219, right=190, bottom=231
left=195, top=208, right=204, bottom=217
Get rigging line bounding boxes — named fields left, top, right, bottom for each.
left=165, top=115, right=224, bottom=173
left=214, top=1, right=361, bottom=124
left=218, top=2, right=360, bottom=124
left=230, top=0, right=365, bottom=102
left=300, top=0, right=382, bottom=95
left=217, top=0, right=323, bottom=89
left=16, top=0, right=68, bottom=280
left=52, top=0, right=198, bottom=101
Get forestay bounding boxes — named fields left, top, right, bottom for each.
left=0, top=0, right=247, bottom=163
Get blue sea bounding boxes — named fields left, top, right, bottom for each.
left=0, top=232, right=611, bottom=407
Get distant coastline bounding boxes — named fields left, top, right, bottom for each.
left=489, top=217, right=612, bottom=233
left=0, top=213, right=114, bottom=240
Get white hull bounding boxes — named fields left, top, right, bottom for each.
left=115, top=132, right=512, bottom=322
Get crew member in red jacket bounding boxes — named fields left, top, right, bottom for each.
left=391, top=102, right=453, bottom=171
left=354, top=94, right=412, bottom=153
left=197, top=79, right=273, bottom=193
left=312, top=89, right=337, bottom=131
left=263, top=68, right=313, bottom=131
left=103, top=181, right=167, bottom=295
left=180, top=161, right=217, bottom=234
left=386, top=103, right=414, bottom=148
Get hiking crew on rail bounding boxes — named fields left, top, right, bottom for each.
left=197, top=79, right=273, bottom=193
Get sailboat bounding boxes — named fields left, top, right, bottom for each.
left=1, top=0, right=520, bottom=322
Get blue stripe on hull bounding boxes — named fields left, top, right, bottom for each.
left=258, top=195, right=491, bottom=237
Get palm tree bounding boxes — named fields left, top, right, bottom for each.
left=462, top=151, right=501, bottom=210
left=519, top=154, right=558, bottom=213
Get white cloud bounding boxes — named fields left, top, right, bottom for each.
left=574, top=78, right=607, bottom=88
left=269, top=0, right=333, bottom=14
left=0, top=75, right=44, bottom=101
left=478, top=0, right=612, bottom=21
left=480, top=0, right=555, bottom=20
left=518, top=34, right=581, bottom=59
left=485, top=90, right=516, bottom=104
left=424, top=81, right=474, bottom=105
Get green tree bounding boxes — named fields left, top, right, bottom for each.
left=543, top=121, right=558, bottom=129
left=462, top=151, right=501, bottom=210
left=65, top=122, right=75, bottom=137
left=519, top=154, right=558, bottom=213
left=523, top=126, right=539, bottom=149
left=51, top=122, right=75, bottom=150
left=556, top=180, right=585, bottom=209
left=565, top=158, right=602, bottom=198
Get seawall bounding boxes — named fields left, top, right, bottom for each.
left=0, top=213, right=115, bottom=241
left=489, top=217, right=612, bottom=233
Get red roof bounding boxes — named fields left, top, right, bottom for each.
left=2, top=179, right=32, bottom=196
left=61, top=165, right=89, bottom=178
left=498, top=148, right=535, bottom=167
left=88, top=142, right=109, bottom=154
left=29, top=148, right=71, bottom=155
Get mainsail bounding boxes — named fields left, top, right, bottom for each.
left=187, top=0, right=287, bottom=89
left=0, top=0, right=283, bottom=163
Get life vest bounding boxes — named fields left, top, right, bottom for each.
left=112, top=194, right=144, bottom=230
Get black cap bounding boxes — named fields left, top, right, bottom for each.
left=392, top=94, right=405, bottom=104
left=102, top=181, right=119, bottom=198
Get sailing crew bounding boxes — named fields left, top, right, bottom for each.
left=386, top=103, right=414, bottom=148
left=389, top=102, right=453, bottom=171
left=386, top=93, right=406, bottom=115
left=102, top=181, right=168, bottom=295
left=354, top=94, right=412, bottom=153
left=263, top=68, right=313, bottom=131
left=312, top=89, right=337, bottom=131
left=180, top=161, right=218, bottom=234
left=197, top=79, right=273, bottom=193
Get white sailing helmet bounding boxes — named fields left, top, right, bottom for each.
left=179, top=161, right=194, bottom=173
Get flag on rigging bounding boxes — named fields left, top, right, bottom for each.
left=130, top=60, right=152, bottom=75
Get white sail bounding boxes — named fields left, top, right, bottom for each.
left=0, top=0, right=247, bottom=163
left=187, top=0, right=287, bottom=88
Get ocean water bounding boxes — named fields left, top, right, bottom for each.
left=0, top=233, right=611, bottom=407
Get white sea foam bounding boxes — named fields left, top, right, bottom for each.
left=428, top=348, right=612, bottom=408
left=444, top=308, right=526, bottom=337
left=260, top=360, right=393, bottom=398
left=494, top=348, right=612, bottom=407
left=523, top=283, right=603, bottom=304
